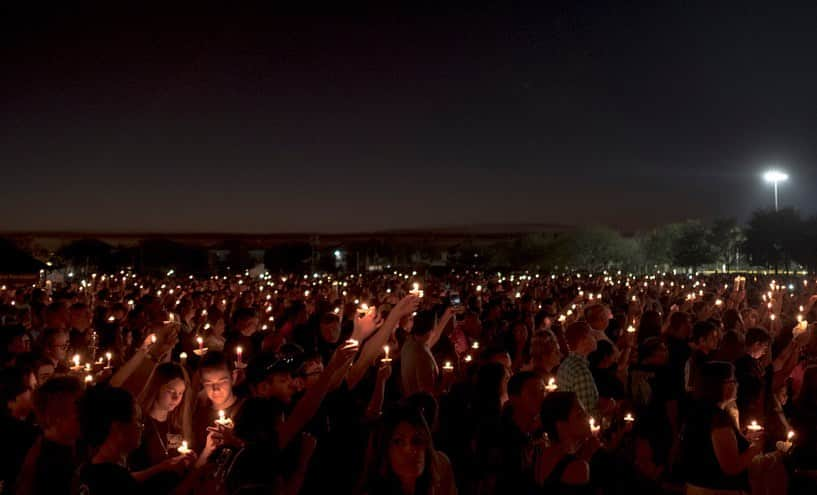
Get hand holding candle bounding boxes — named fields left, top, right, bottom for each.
left=71, top=354, right=83, bottom=372
left=194, top=336, right=208, bottom=356
left=215, top=409, right=233, bottom=427
left=589, top=417, right=601, bottom=435
left=777, top=430, right=796, bottom=453
left=746, top=420, right=764, bottom=442
left=177, top=440, right=192, bottom=455
left=235, top=346, right=246, bottom=368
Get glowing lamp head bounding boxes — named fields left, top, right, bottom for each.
left=763, top=170, right=789, bottom=183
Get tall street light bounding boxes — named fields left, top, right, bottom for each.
left=763, top=170, right=788, bottom=211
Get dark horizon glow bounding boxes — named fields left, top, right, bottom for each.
left=2, top=3, right=817, bottom=234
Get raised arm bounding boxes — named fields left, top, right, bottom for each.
left=278, top=340, right=359, bottom=449
left=111, top=323, right=178, bottom=389
left=428, top=307, right=459, bottom=349
left=347, top=295, right=419, bottom=389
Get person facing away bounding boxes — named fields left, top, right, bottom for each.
left=17, top=376, right=83, bottom=495
left=401, top=311, right=439, bottom=398
left=557, top=322, right=599, bottom=418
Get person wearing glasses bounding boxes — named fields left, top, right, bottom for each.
left=39, top=328, right=70, bottom=373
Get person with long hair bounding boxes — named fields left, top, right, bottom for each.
left=533, top=391, right=594, bottom=494
left=362, top=405, right=456, bottom=495
left=679, top=361, right=761, bottom=494
left=130, top=363, right=201, bottom=492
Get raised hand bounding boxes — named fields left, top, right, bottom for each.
left=376, top=362, right=392, bottom=384
left=391, top=294, right=421, bottom=320
left=353, top=307, right=383, bottom=341
left=326, top=339, right=360, bottom=374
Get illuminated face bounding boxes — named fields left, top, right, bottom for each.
left=157, top=378, right=186, bottom=413
left=388, top=422, right=428, bottom=481
left=49, top=332, right=70, bottom=362
left=201, top=367, right=234, bottom=408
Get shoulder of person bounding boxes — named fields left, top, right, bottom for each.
left=710, top=407, right=735, bottom=429
left=561, top=458, right=591, bottom=485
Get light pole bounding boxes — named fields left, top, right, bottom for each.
left=763, top=170, right=788, bottom=211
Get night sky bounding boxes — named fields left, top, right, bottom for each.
left=3, top=3, right=817, bottom=233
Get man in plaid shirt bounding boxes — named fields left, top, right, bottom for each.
left=557, top=321, right=600, bottom=416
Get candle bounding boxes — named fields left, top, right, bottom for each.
left=107, top=315, right=116, bottom=322
left=346, top=338, right=359, bottom=348
left=194, top=336, right=208, bottom=356
left=624, top=413, right=635, bottom=423
left=381, top=345, right=392, bottom=363
left=472, top=341, right=480, bottom=350
left=747, top=420, right=763, bottom=432
left=105, top=352, right=112, bottom=368
left=73, top=354, right=81, bottom=368
left=443, top=361, right=454, bottom=371
left=464, top=354, right=473, bottom=363
left=150, top=334, right=157, bottom=344
left=177, top=440, right=192, bottom=455
left=84, top=363, right=91, bottom=372
left=589, top=417, right=601, bottom=434
left=236, top=346, right=243, bottom=364
left=558, top=315, right=567, bottom=323
left=545, top=378, right=558, bottom=392
left=715, top=299, right=723, bottom=306
left=179, top=352, right=188, bottom=364
left=84, top=374, right=93, bottom=384
left=778, top=430, right=795, bottom=453
left=626, top=325, right=636, bottom=334
left=215, top=410, right=233, bottom=427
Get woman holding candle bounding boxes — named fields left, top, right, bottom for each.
left=679, top=361, right=761, bottom=494
left=130, top=363, right=200, bottom=492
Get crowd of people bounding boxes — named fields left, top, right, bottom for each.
left=1, top=268, right=817, bottom=494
